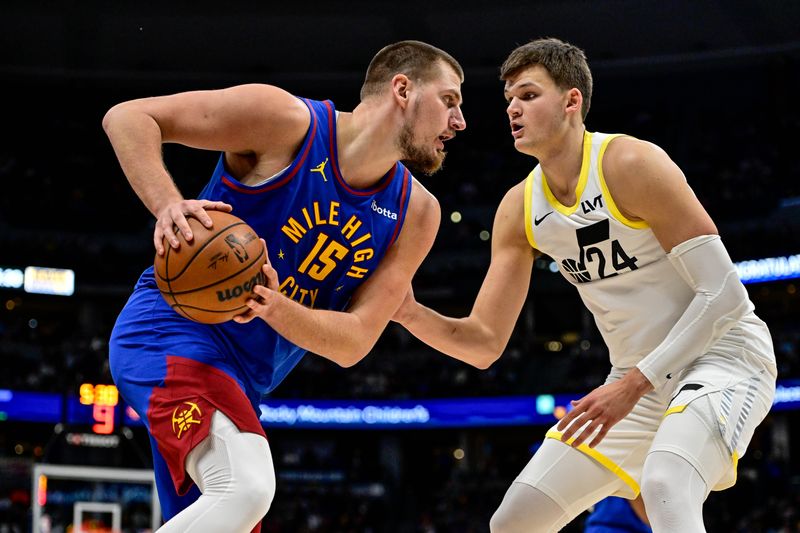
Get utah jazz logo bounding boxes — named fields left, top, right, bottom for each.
left=562, top=219, right=638, bottom=283
left=224, top=234, right=249, bottom=263
left=311, top=158, right=329, bottom=182
left=171, top=401, right=202, bottom=439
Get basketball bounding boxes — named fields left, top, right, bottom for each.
left=154, top=210, right=266, bottom=324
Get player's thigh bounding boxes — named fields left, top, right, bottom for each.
left=149, top=433, right=202, bottom=520
left=650, top=387, right=773, bottom=491
left=513, top=438, right=628, bottom=519
left=651, top=352, right=775, bottom=491
left=545, top=368, right=669, bottom=500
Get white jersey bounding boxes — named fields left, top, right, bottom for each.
left=523, top=131, right=757, bottom=369
left=519, top=132, right=776, bottom=502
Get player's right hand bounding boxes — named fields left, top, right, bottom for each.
left=155, top=199, right=233, bottom=255
left=234, top=240, right=281, bottom=325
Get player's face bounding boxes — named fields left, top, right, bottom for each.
left=399, top=63, right=466, bottom=175
left=504, top=65, right=570, bottom=156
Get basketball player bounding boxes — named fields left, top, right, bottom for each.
left=392, top=38, right=776, bottom=532
left=104, top=41, right=465, bottom=532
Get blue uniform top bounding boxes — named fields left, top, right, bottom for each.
left=112, top=98, right=413, bottom=404
left=584, top=497, right=651, bottom=533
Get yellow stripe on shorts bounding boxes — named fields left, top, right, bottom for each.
left=545, top=429, right=640, bottom=496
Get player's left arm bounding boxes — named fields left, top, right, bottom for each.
left=558, top=137, right=752, bottom=448
left=235, top=179, right=440, bottom=367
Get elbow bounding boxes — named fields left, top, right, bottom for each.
left=472, top=353, right=501, bottom=370
left=471, top=358, right=492, bottom=370
left=334, top=342, right=373, bottom=368
left=469, top=330, right=508, bottom=370
left=102, top=101, right=140, bottom=136
left=470, top=342, right=505, bottom=370
left=102, top=104, right=123, bottom=134
left=336, top=355, right=362, bottom=369
left=705, top=273, right=751, bottom=323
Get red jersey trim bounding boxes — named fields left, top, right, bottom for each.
left=388, top=169, right=412, bottom=247
left=324, top=100, right=396, bottom=196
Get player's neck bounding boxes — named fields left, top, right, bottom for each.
left=334, top=104, right=403, bottom=189
left=538, top=126, right=586, bottom=199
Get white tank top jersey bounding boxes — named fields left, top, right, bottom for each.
left=523, top=131, right=756, bottom=370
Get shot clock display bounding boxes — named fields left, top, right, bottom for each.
left=78, top=383, right=119, bottom=434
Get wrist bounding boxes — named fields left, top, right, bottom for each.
left=626, top=367, right=654, bottom=396
left=247, top=287, right=282, bottom=326
left=260, top=289, right=284, bottom=322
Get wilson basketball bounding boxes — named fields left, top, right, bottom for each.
left=154, top=211, right=266, bottom=324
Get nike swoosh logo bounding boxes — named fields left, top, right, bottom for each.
left=534, top=211, right=554, bottom=225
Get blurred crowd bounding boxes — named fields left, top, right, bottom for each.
left=1, top=288, right=797, bottom=399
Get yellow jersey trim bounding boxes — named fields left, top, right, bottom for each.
left=663, top=404, right=687, bottom=417
left=523, top=170, right=537, bottom=249
left=542, top=131, right=593, bottom=216
left=545, top=429, right=640, bottom=496
left=597, top=134, right=649, bottom=229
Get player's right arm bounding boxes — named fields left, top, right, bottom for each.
left=393, top=181, right=535, bottom=369
left=102, top=84, right=310, bottom=254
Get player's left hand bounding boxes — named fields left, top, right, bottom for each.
left=556, top=368, right=653, bottom=448
left=233, top=239, right=280, bottom=324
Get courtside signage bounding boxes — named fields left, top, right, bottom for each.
left=3, top=383, right=798, bottom=425
left=23, top=266, right=75, bottom=296
left=735, top=254, right=800, bottom=284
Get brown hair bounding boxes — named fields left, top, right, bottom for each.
left=500, top=38, right=593, bottom=120
left=360, top=40, right=464, bottom=100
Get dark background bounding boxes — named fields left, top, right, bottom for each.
left=1, top=1, right=799, bottom=531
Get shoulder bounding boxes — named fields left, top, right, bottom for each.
left=495, top=180, right=526, bottom=222
left=601, top=135, right=717, bottom=248
left=213, top=84, right=311, bottom=158
left=491, top=180, right=530, bottom=248
left=503, top=179, right=527, bottom=206
left=387, top=177, right=440, bottom=263
left=222, top=84, right=308, bottom=109
left=603, top=135, right=674, bottom=178
left=601, top=135, right=686, bottom=218
left=406, top=177, right=441, bottom=228
left=222, top=84, right=310, bottom=128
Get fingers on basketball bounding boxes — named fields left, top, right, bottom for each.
left=154, top=211, right=266, bottom=324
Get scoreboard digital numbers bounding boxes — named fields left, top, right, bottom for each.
left=79, top=383, right=119, bottom=434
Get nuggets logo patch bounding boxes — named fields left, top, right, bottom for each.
left=171, top=401, right=202, bottom=439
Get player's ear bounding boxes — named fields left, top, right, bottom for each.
left=565, top=88, right=583, bottom=117
left=391, top=74, right=412, bottom=109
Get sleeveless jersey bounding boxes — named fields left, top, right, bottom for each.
left=524, top=131, right=703, bottom=369
left=118, top=98, right=413, bottom=398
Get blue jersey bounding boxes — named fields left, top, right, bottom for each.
left=111, top=98, right=413, bottom=402
left=584, top=497, right=651, bottom=533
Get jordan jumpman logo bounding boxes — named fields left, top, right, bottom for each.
left=311, top=158, right=329, bottom=182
